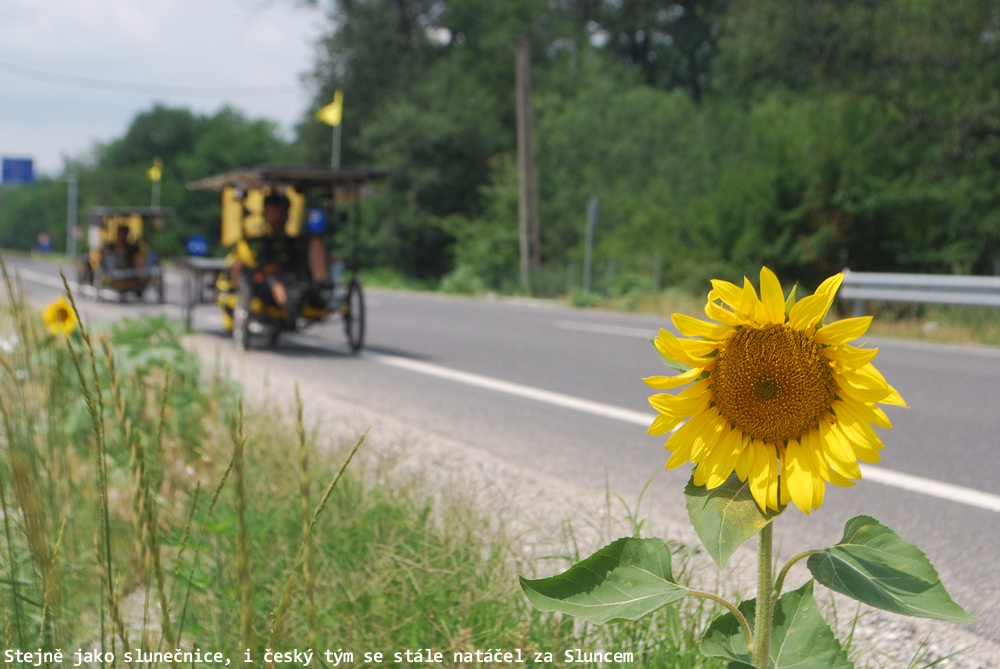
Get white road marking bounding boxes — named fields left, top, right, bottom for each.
left=371, top=352, right=1000, bottom=513
left=860, top=465, right=1000, bottom=513
left=557, top=320, right=655, bottom=338
left=369, top=352, right=654, bottom=426
left=10, top=266, right=96, bottom=297
left=14, top=266, right=1000, bottom=512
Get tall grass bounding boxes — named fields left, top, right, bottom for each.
left=0, top=257, right=725, bottom=668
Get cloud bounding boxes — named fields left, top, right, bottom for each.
left=0, top=0, right=321, bottom=175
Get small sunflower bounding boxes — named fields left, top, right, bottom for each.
left=645, top=267, right=905, bottom=514
left=43, top=296, right=78, bottom=336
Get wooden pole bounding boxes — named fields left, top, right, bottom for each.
left=515, top=34, right=541, bottom=293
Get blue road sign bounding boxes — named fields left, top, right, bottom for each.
left=186, top=234, right=209, bottom=257
left=307, top=208, right=327, bottom=234
left=1, top=158, right=34, bottom=184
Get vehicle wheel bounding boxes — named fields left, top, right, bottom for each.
left=233, top=276, right=252, bottom=352
left=93, top=269, right=105, bottom=302
left=268, top=327, right=281, bottom=348
left=76, top=264, right=92, bottom=287
left=343, top=278, right=365, bottom=353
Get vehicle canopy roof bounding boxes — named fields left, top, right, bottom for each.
left=186, top=165, right=391, bottom=247
left=186, top=165, right=391, bottom=195
left=86, top=206, right=173, bottom=246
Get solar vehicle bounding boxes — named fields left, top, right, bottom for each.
left=76, top=206, right=171, bottom=302
left=184, top=165, right=390, bottom=352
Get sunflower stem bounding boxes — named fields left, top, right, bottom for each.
left=774, top=549, right=820, bottom=599
left=752, top=522, right=775, bottom=669
left=686, top=590, right=753, bottom=652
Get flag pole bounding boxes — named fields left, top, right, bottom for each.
left=331, top=123, right=341, bottom=168
left=318, top=89, right=344, bottom=168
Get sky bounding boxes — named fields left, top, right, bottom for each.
left=1, top=0, right=326, bottom=178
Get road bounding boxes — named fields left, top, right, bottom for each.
left=8, top=255, right=1000, bottom=663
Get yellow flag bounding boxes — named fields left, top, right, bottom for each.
left=316, top=89, right=343, bottom=127
left=147, top=156, right=163, bottom=182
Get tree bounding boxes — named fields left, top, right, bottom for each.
left=590, top=0, right=729, bottom=102
left=0, top=105, right=289, bottom=257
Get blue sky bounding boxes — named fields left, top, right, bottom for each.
left=1, top=0, right=324, bottom=177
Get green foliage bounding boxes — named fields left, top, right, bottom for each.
left=685, top=474, right=783, bottom=570
left=0, top=179, right=72, bottom=253
left=6, top=0, right=1000, bottom=292
left=520, top=537, right=688, bottom=624
left=521, top=449, right=971, bottom=666
left=0, top=105, right=287, bottom=258
left=807, top=516, right=975, bottom=623
left=439, top=263, right=488, bottom=295
left=701, top=582, right=853, bottom=669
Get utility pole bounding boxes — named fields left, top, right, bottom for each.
left=583, top=196, right=598, bottom=293
left=515, top=34, right=541, bottom=293
left=66, top=175, right=78, bottom=257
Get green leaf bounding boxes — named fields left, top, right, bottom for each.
left=807, top=515, right=975, bottom=623
left=519, top=537, right=687, bottom=624
left=700, top=599, right=752, bottom=664
left=701, top=581, right=854, bottom=668
left=685, top=473, right=783, bottom=570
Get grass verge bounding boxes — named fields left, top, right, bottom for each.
left=0, top=260, right=724, bottom=668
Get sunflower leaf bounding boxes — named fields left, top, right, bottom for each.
left=685, top=473, right=783, bottom=570
left=701, top=581, right=854, bottom=668
left=518, top=537, right=687, bottom=624
left=807, top=515, right=975, bottom=623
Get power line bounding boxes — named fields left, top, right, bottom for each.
left=0, top=59, right=299, bottom=97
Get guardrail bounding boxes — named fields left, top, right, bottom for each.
left=840, top=268, right=1000, bottom=316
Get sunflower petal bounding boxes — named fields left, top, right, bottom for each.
left=758, top=267, right=785, bottom=325
left=701, top=427, right=743, bottom=489
left=823, top=344, right=879, bottom=368
left=648, top=413, right=685, bottom=436
left=787, top=273, right=843, bottom=330
left=709, top=279, right=743, bottom=310
left=653, top=329, right=715, bottom=368
left=815, top=272, right=846, bottom=297
left=783, top=439, right=816, bottom=514
left=880, top=383, right=907, bottom=407
left=649, top=391, right=710, bottom=417
left=856, top=363, right=908, bottom=407
left=749, top=441, right=776, bottom=512
left=734, top=436, right=755, bottom=481
left=663, top=410, right=716, bottom=468
left=834, top=370, right=892, bottom=403
left=691, top=414, right=728, bottom=464
left=705, top=299, right=742, bottom=326
left=818, top=421, right=862, bottom=478
left=788, top=293, right=829, bottom=330
left=672, top=313, right=732, bottom=340
left=739, top=277, right=759, bottom=321
left=814, top=316, right=873, bottom=346
left=834, top=397, right=893, bottom=430
left=832, top=412, right=884, bottom=463
left=643, top=367, right=702, bottom=390
left=801, top=429, right=831, bottom=481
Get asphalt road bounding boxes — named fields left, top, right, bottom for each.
left=8, top=255, right=1000, bottom=658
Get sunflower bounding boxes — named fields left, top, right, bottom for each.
left=42, top=295, right=78, bottom=336
left=645, top=267, right=905, bottom=514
